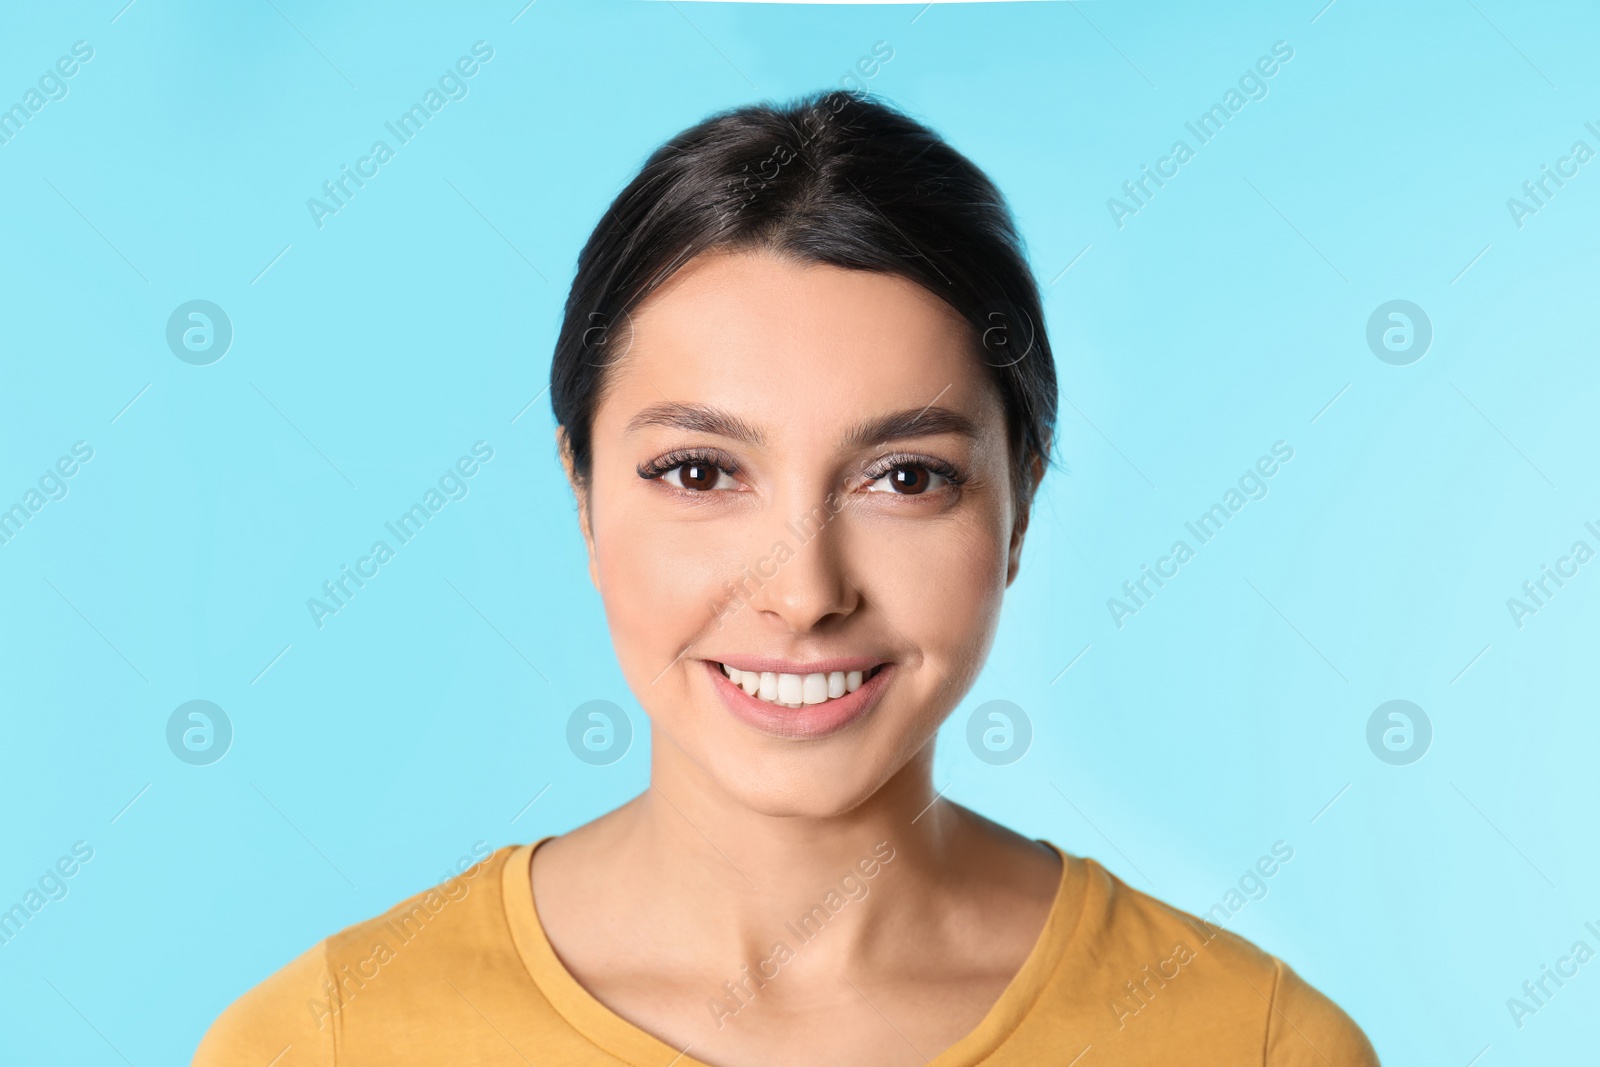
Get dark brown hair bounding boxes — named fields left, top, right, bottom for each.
left=550, top=89, right=1057, bottom=512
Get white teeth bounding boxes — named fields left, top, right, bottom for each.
left=721, top=664, right=878, bottom=708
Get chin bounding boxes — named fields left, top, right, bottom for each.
left=671, top=713, right=936, bottom=820
left=714, top=758, right=895, bottom=819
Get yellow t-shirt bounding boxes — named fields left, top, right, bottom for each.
left=194, top=840, right=1380, bottom=1065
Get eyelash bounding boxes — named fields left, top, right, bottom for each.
left=637, top=448, right=741, bottom=483
left=861, top=452, right=967, bottom=490
left=637, top=449, right=967, bottom=494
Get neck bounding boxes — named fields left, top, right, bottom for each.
left=593, top=726, right=977, bottom=971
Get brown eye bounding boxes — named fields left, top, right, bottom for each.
left=680, top=462, right=719, bottom=491
left=864, top=461, right=954, bottom=496
left=888, top=466, right=930, bottom=494
left=660, top=460, right=735, bottom=492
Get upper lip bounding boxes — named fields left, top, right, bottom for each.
left=709, top=655, right=887, bottom=675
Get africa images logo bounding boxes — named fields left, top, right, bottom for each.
left=306, top=41, right=495, bottom=229
left=1106, top=41, right=1295, bottom=229
left=306, top=442, right=495, bottom=629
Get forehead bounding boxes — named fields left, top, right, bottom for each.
left=596, top=249, right=1004, bottom=440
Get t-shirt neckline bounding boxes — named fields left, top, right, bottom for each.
left=500, top=836, right=1090, bottom=1067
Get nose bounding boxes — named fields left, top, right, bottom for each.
left=745, top=492, right=859, bottom=633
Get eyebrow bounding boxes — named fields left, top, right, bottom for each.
left=625, top=401, right=981, bottom=449
left=842, top=405, right=980, bottom=448
left=626, top=402, right=767, bottom=445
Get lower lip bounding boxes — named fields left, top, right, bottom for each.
left=706, top=661, right=891, bottom=740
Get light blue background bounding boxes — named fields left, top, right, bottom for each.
left=2, top=1, right=1597, bottom=1063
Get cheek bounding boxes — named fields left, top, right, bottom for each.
left=853, top=510, right=1011, bottom=665
left=590, top=502, right=733, bottom=684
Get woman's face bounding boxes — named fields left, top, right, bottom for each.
left=572, top=248, right=1029, bottom=817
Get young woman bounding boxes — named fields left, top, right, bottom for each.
left=197, top=91, right=1380, bottom=1066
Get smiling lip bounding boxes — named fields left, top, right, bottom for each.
left=705, top=659, right=891, bottom=740
left=716, top=655, right=883, bottom=675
